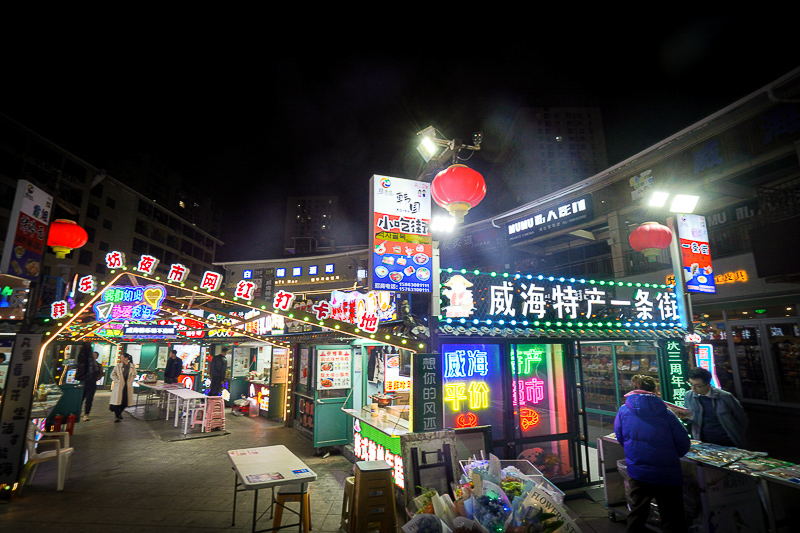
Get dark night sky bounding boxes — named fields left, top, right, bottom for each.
left=4, top=16, right=797, bottom=262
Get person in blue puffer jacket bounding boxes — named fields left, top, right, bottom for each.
left=614, top=374, right=691, bottom=533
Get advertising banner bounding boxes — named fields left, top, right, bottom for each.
left=1, top=180, right=53, bottom=281
left=676, top=214, right=716, bottom=294
left=369, top=175, right=432, bottom=293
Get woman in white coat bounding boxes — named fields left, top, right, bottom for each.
left=109, top=353, right=136, bottom=422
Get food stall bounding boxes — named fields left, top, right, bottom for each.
left=436, top=267, right=690, bottom=490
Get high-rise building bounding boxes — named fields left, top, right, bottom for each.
left=491, top=106, right=608, bottom=206
left=283, top=196, right=338, bottom=255
left=0, top=113, right=223, bottom=311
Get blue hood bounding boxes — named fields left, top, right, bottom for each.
left=625, top=393, right=668, bottom=417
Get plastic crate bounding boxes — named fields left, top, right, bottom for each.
left=459, top=459, right=565, bottom=504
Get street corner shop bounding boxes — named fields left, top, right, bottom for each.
left=36, top=253, right=424, bottom=430
left=434, top=266, right=692, bottom=490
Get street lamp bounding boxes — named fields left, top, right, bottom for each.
left=648, top=191, right=700, bottom=213
left=415, top=126, right=482, bottom=166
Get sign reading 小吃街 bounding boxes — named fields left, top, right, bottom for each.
left=506, top=194, right=594, bottom=242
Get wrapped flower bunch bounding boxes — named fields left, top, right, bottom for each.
left=402, top=455, right=579, bottom=533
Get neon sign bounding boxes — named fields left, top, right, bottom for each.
left=664, top=340, right=688, bottom=406
left=442, top=344, right=504, bottom=436
left=94, top=284, right=166, bottom=322
left=352, top=418, right=404, bottom=488
left=519, top=407, right=540, bottom=430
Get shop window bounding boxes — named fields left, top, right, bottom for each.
left=102, top=219, right=113, bottom=230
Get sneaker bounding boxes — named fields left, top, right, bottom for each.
left=114, top=418, right=120, bottom=423
left=83, top=416, right=90, bottom=421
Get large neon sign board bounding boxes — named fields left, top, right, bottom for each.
left=442, top=343, right=504, bottom=436
left=93, top=284, right=166, bottom=322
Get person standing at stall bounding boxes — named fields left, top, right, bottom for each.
left=76, top=343, right=101, bottom=421
left=614, top=375, right=690, bottom=533
left=109, top=353, right=136, bottom=422
left=683, top=366, right=748, bottom=448
left=209, top=347, right=227, bottom=397
left=164, top=349, right=183, bottom=384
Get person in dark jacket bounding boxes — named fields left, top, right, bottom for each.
left=76, top=342, right=101, bottom=421
left=164, top=349, right=183, bottom=384
left=614, top=375, right=691, bottom=533
left=683, top=366, right=748, bottom=448
left=209, top=347, right=228, bottom=396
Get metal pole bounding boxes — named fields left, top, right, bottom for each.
left=666, top=216, right=693, bottom=332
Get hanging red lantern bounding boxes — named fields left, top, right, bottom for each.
left=47, top=219, right=89, bottom=259
left=629, top=221, right=673, bottom=262
left=431, top=164, right=486, bottom=224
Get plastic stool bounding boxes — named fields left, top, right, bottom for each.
left=340, top=476, right=355, bottom=532
left=272, top=484, right=311, bottom=532
left=352, top=461, right=396, bottom=533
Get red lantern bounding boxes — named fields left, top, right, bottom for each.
left=431, top=164, right=486, bottom=223
left=629, top=221, right=673, bottom=262
left=47, top=219, right=89, bottom=259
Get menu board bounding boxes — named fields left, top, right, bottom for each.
left=316, top=348, right=351, bottom=390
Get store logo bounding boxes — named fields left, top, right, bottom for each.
left=380, top=177, right=391, bottom=188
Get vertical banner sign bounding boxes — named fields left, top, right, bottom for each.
left=1, top=180, right=53, bottom=281
left=368, top=175, right=432, bottom=293
left=677, top=214, right=716, bottom=294
left=660, top=340, right=689, bottom=406
left=0, top=334, right=43, bottom=487
left=695, top=344, right=721, bottom=388
left=412, top=353, right=443, bottom=433
left=316, top=348, right=351, bottom=389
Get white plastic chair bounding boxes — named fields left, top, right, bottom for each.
left=186, top=397, right=207, bottom=433
left=23, top=429, right=75, bottom=491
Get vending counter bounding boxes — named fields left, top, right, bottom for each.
left=598, top=434, right=800, bottom=532
left=343, top=407, right=410, bottom=490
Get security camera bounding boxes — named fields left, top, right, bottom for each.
left=623, top=340, right=632, bottom=347
left=473, top=132, right=483, bottom=146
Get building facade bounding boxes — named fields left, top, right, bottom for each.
left=0, top=114, right=224, bottom=313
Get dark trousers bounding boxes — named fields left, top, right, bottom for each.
left=627, top=478, right=687, bottom=533
left=209, top=379, right=222, bottom=397
left=164, top=376, right=178, bottom=384
left=82, top=380, right=97, bottom=415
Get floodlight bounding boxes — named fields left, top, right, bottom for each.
left=431, top=215, right=456, bottom=233
left=670, top=194, right=700, bottom=213
left=417, top=136, right=440, bottom=162
left=648, top=191, right=670, bottom=207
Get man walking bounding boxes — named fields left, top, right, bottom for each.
left=615, top=375, right=691, bottom=532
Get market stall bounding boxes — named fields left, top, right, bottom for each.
left=598, top=434, right=799, bottom=532
left=436, top=267, right=690, bottom=490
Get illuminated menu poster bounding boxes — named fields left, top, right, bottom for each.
left=369, top=175, right=432, bottom=293
left=442, top=343, right=504, bottom=436
left=316, top=348, right=351, bottom=390
left=677, top=214, right=716, bottom=294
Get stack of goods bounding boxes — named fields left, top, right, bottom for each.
left=402, top=454, right=578, bottom=533
left=683, top=441, right=762, bottom=467
left=759, top=464, right=800, bottom=484
left=724, top=456, right=794, bottom=476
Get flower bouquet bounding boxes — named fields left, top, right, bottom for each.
left=402, top=454, right=580, bottom=533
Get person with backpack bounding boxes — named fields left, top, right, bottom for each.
left=76, top=342, right=102, bottom=421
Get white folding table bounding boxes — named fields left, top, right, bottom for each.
left=166, top=387, right=208, bottom=433
left=138, top=381, right=183, bottom=415
left=228, top=445, right=317, bottom=532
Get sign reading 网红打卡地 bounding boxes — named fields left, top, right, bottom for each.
left=369, top=175, right=432, bottom=294
left=439, top=269, right=680, bottom=329
left=676, top=214, right=716, bottom=294
left=506, top=194, right=593, bottom=242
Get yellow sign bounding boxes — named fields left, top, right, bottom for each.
left=667, top=269, right=748, bottom=286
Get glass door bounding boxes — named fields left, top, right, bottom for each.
left=729, top=324, right=769, bottom=401
left=763, top=321, right=800, bottom=405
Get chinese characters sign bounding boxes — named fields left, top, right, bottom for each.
left=316, top=348, right=351, bottom=389
left=441, top=343, right=504, bottom=436
left=369, top=175, right=432, bottom=293
left=93, top=284, right=166, bottom=322
left=661, top=340, right=689, bottom=407
left=0, top=334, right=42, bottom=487
left=676, top=214, right=716, bottom=294
left=695, top=344, right=720, bottom=388
left=352, top=418, right=404, bottom=488
left=1, top=180, right=52, bottom=281
left=440, top=270, right=680, bottom=328
left=311, top=290, right=396, bottom=334
left=411, top=353, right=443, bottom=433
left=512, top=344, right=549, bottom=436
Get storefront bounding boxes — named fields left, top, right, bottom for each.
left=436, top=267, right=690, bottom=489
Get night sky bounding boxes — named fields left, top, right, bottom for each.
left=5, top=16, right=797, bottom=262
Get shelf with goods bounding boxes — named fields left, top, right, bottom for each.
left=582, top=344, right=619, bottom=411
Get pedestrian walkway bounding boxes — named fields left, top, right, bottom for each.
left=0, top=390, right=625, bottom=532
